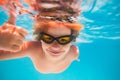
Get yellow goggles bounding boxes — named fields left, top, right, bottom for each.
left=39, top=32, right=75, bottom=45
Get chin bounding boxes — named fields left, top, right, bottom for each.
left=40, top=70, right=64, bottom=74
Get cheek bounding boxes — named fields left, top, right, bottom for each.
left=41, top=41, right=50, bottom=51
left=41, top=40, right=72, bottom=52
left=62, top=43, right=72, bottom=52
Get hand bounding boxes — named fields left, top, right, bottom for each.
left=0, top=23, right=28, bottom=52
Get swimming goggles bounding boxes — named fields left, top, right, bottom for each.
left=39, top=32, right=75, bottom=45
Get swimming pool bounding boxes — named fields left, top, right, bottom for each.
left=0, top=0, right=120, bottom=80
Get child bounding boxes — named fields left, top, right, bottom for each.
left=0, top=0, right=83, bottom=74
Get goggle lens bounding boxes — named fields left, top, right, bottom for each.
left=41, top=34, right=54, bottom=43
left=58, top=37, right=72, bottom=44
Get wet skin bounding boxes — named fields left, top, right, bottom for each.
left=0, top=24, right=79, bottom=74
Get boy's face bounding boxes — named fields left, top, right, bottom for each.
left=41, top=25, right=72, bottom=60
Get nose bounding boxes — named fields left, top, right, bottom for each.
left=51, top=40, right=61, bottom=48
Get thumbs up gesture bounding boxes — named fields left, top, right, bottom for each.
left=0, top=23, right=28, bottom=52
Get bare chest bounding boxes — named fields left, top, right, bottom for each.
left=31, top=54, right=73, bottom=74
left=29, top=46, right=77, bottom=73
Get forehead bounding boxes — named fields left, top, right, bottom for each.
left=46, top=25, right=71, bottom=37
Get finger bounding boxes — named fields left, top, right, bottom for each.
left=10, top=44, right=20, bottom=52
left=13, top=31, right=25, bottom=40
left=14, top=39, right=24, bottom=46
left=2, top=23, right=16, bottom=29
left=16, top=27, right=28, bottom=37
left=1, top=27, right=15, bottom=35
left=10, top=27, right=16, bottom=33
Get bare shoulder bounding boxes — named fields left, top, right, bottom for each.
left=23, top=41, right=42, bottom=51
left=24, top=41, right=42, bottom=55
left=24, top=41, right=41, bottom=48
left=70, top=45, right=79, bottom=60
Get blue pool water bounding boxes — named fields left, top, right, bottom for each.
left=0, top=0, right=120, bottom=80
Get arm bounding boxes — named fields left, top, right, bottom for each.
left=0, top=41, right=35, bottom=60
left=0, top=42, right=29, bottom=60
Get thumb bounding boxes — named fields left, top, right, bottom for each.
left=7, top=5, right=17, bottom=25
